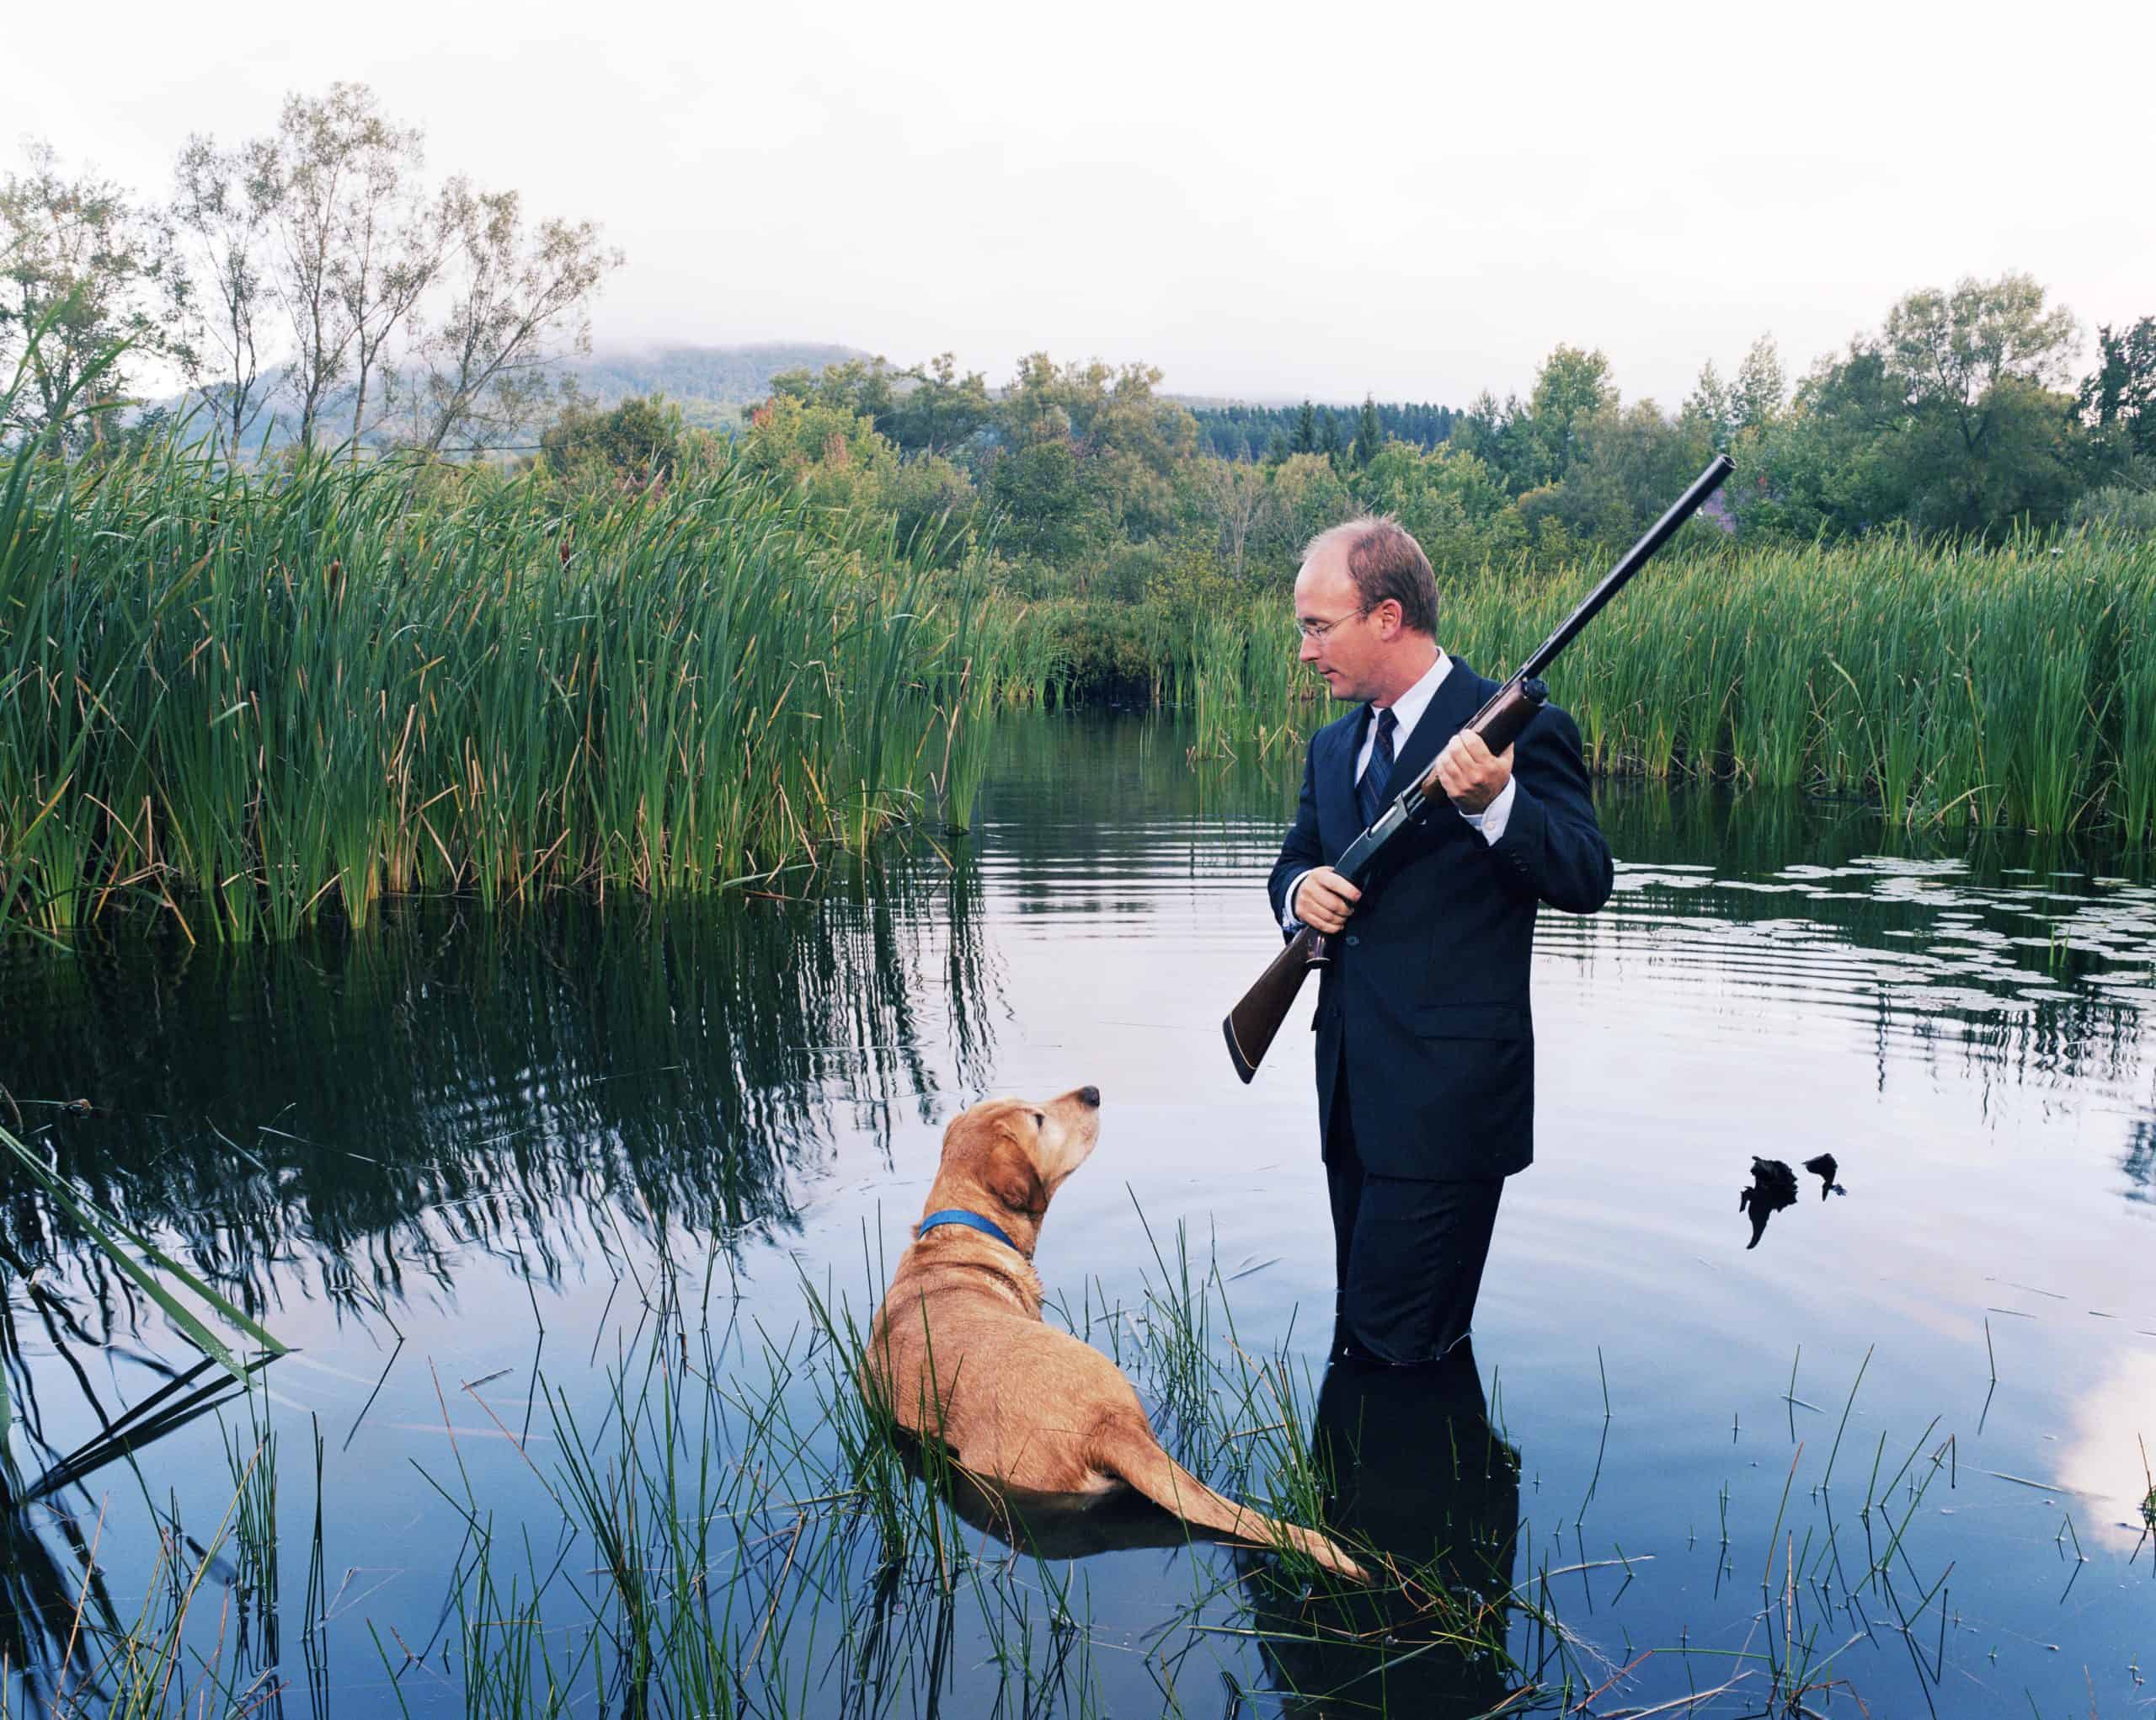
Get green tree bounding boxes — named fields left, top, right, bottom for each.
left=2077, top=317, right=2156, bottom=466
left=735, top=389, right=899, bottom=520
left=1517, top=401, right=1715, bottom=553
left=988, top=354, right=1194, bottom=547
left=1740, top=349, right=1913, bottom=539
left=1267, top=451, right=1357, bottom=557
left=1874, top=273, right=2081, bottom=535
left=1187, top=455, right=1282, bottom=583
left=0, top=141, right=192, bottom=451
left=1742, top=277, right=2084, bottom=541
left=1001, top=351, right=1076, bottom=447
left=1729, top=335, right=1786, bottom=437
left=1358, top=441, right=1525, bottom=574
left=1523, top=345, right=1614, bottom=484
left=1290, top=398, right=1319, bottom=454
left=540, top=391, right=686, bottom=489
left=1450, top=388, right=1542, bottom=494
left=883, top=453, right=976, bottom=560
left=771, top=355, right=903, bottom=430
left=888, top=352, right=992, bottom=454
left=1684, top=338, right=1783, bottom=451
left=988, top=438, right=1101, bottom=561
left=1682, top=360, right=1733, bottom=445
left=1354, top=394, right=1383, bottom=467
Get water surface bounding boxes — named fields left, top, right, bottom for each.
left=4, top=715, right=2152, bottom=1716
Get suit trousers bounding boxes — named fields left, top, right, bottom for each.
left=1325, top=1065, right=1504, bottom=1366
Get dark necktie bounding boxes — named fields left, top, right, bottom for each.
left=1357, top=706, right=1397, bottom=830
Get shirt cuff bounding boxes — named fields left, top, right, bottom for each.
left=1460, top=777, right=1516, bottom=845
left=1281, top=868, right=1312, bottom=933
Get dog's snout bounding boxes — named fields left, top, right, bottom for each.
left=1076, top=1085, right=1101, bottom=1109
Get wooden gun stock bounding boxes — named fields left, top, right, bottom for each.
left=1222, top=925, right=1328, bottom=1083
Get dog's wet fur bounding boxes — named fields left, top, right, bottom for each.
left=863, top=1088, right=1366, bottom=1581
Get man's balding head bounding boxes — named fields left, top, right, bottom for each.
left=1301, top=515, right=1438, bottom=638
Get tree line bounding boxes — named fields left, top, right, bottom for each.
left=8, top=88, right=2151, bottom=580
left=536, top=272, right=2153, bottom=627
left=0, top=83, right=622, bottom=460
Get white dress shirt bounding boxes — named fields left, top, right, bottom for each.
left=1283, top=649, right=1516, bottom=932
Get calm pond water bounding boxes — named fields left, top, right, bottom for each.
left=3, top=713, right=2153, bottom=1717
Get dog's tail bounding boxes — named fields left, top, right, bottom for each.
left=1090, top=1416, right=1369, bottom=1583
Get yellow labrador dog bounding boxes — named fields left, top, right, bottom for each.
left=864, top=1086, right=1365, bottom=1581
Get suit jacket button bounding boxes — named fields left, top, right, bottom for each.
left=1345, top=934, right=1359, bottom=946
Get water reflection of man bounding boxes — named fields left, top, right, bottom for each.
left=1268, top=518, right=1613, bottom=1365
left=1246, top=1343, right=1523, bottom=1716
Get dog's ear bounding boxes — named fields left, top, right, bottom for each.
left=985, top=1122, right=1048, bottom=1217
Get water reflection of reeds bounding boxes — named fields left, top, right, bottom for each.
left=1, top=853, right=999, bottom=1327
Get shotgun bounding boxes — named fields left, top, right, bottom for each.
left=1222, top=452, right=1736, bottom=1083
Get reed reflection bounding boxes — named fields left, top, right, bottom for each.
left=3, top=857, right=995, bottom=1322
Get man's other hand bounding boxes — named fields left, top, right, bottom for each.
left=1293, top=868, right=1362, bottom=934
left=1435, top=730, right=1513, bottom=813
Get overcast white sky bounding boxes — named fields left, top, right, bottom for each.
left=11, top=0, right=2153, bottom=408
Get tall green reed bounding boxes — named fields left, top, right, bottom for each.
left=1, top=439, right=1033, bottom=942
left=1166, top=530, right=2156, bottom=840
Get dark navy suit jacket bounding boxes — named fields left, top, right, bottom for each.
left=1265, top=659, right=1614, bottom=1180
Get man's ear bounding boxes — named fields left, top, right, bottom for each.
left=986, top=1124, right=1048, bottom=1216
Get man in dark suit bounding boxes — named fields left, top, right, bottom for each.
left=1267, top=516, right=1613, bottom=1366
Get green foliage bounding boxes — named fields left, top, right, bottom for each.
left=1290, top=398, right=1318, bottom=454
left=1353, top=441, right=1517, bottom=574
left=2078, top=317, right=2156, bottom=467
left=1745, top=274, right=2089, bottom=542
left=1523, top=344, right=1614, bottom=483
left=779, top=350, right=997, bottom=457
left=539, top=390, right=689, bottom=490
left=988, top=438, right=1099, bottom=560
left=1191, top=398, right=1454, bottom=461
left=0, top=142, right=193, bottom=451
left=2070, top=470, right=2156, bottom=537
left=735, top=390, right=898, bottom=508
left=1353, top=394, right=1382, bottom=467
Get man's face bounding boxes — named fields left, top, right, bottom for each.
left=1294, top=545, right=1394, bottom=704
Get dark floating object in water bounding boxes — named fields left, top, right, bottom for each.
left=1739, top=1156, right=1799, bottom=1248
left=1802, top=1152, right=1847, bottom=1199
left=60, top=1098, right=96, bottom=1119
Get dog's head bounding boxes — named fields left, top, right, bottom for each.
left=931, top=1086, right=1102, bottom=1226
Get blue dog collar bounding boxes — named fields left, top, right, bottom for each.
left=916, top=1209, right=1019, bottom=1250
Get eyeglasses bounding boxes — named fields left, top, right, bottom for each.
left=1294, top=605, right=1373, bottom=642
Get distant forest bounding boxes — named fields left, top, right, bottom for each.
left=1188, top=400, right=1458, bottom=462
